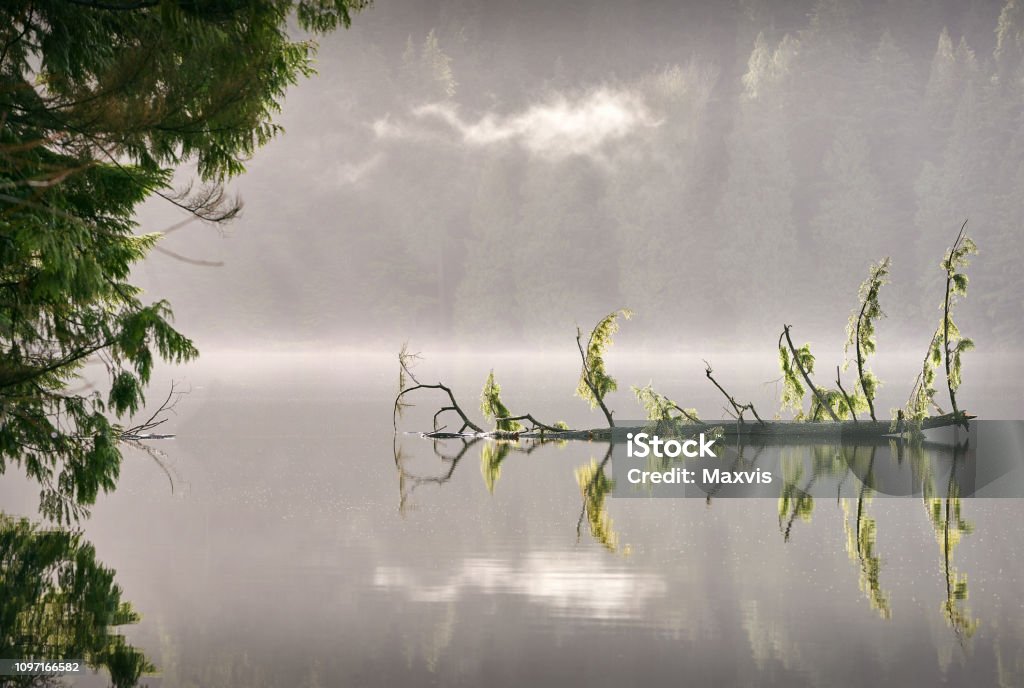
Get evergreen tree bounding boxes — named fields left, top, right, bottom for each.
left=399, top=29, right=458, bottom=101
left=0, top=0, right=366, bottom=520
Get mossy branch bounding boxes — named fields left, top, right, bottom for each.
left=846, top=257, right=890, bottom=421
left=779, top=325, right=841, bottom=422
left=940, top=220, right=976, bottom=424
left=575, top=309, right=631, bottom=428
left=480, top=370, right=567, bottom=433
left=633, top=384, right=703, bottom=425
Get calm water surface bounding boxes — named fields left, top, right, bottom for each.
left=3, top=351, right=1024, bottom=687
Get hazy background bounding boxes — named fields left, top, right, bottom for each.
left=133, top=0, right=1024, bottom=355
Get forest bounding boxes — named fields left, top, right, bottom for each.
left=136, top=0, right=1024, bottom=349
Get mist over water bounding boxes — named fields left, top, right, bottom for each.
left=4, top=354, right=1023, bottom=686
left=6, top=1, right=1024, bottom=686
left=132, top=0, right=1024, bottom=351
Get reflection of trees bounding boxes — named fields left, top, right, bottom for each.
left=924, top=446, right=979, bottom=646
left=841, top=446, right=891, bottom=619
left=396, top=432, right=987, bottom=633
left=394, top=436, right=624, bottom=551
left=703, top=442, right=764, bottom=505
left=777, top=445, right=845, bottom=541
left=394, top=436, right=546, bottom=510
left=480, top=441, right=513, bottom=494
left=0, top=514, right=152, bottom=687
left=575, top=445, right=618, bottom=552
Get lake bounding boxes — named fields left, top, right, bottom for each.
left=2, top=350, right=1023, bottom=687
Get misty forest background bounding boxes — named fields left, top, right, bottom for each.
left=137, top=0, right=1024, bottom=351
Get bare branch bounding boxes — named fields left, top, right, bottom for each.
left=704, top=360, right=765, bottom=425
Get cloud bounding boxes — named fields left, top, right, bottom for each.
left=373, top=88, right=659, bottom=159
left=332, top=152, right=383, bottom=187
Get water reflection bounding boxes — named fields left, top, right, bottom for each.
left=575, top=445, right=618, bottom=552
left=841, top=447, right=891, bottom=619
left=926, top=459, right=979, bottom=645
left=397, top=434, right=982, bottom=645
left=375, top=551, right=666, bottom=621
left=0, top=514, right=152, bottom=687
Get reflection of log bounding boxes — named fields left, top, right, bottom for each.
left=487, top=411, right=974, bottom=442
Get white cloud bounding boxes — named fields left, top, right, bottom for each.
left=332, top=152, right=383, bottom=187
left=373, top=88, right=659, bottom=159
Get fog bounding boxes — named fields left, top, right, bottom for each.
left=132, top=0, right=1024, bottom=356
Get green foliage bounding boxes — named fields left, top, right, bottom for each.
left=632, top=384, right=700, bottom=424
left=479, top=441, right=512, bottom=494
left=575, top=458, right=618, bottom=552
left=842, top=495, right=891, bottom=619
left=480, top=370, right=523, bottom=432
left=777, top=452, right=814, bottom=537
left=908, top=332, right=945, bottom=423
left=942, top=230, right=978, bottom=401
left=778, top=341, right=814, bottom=419
left=0, top=514, right=153, bottom=686
left=0, top=0, right=364, bottom=519
left=576, top=309, right=631, bottom=410
left=809, top=387, right=859, bottom=422
left=925, top=485, right=980, bottom=640
left=845, top=257, right=890, bottom=420
left=907, top=227, right=978, bottom=423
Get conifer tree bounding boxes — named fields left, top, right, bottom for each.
left=0, top=0, right=366, bottom=521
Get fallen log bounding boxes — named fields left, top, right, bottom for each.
left=420, top=411, right=974, bottom=443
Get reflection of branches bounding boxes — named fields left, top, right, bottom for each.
left=480, top=441, right=511, bottom=494
left=394, top=436, right=479, bottom=514
left=778, top=449, right=818, bottom=542
left=778, top=445, right=852, bottom=541
left=926, top=446, right=978, bottom=648
left=842, top=446, right=891, bottom=619
left=575, top=444, right=618, bottom=552
left=394, top=434, right=550, bottom=512
left=705, top=442, right=765, bottom=505
left=122, top=439, right=182, bottom=495
left=478, top=440, right=542, bottom=493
